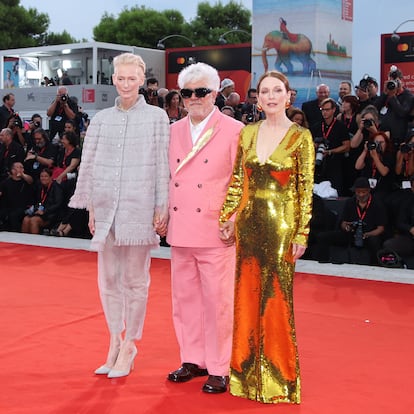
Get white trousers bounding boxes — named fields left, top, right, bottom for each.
left=97, top=230, right=152, bottom=341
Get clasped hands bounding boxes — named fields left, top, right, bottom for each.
left=153, top=213, right=168, bottom=237
left=219, top=221, right=235, bottom=246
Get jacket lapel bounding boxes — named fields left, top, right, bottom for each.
left=175, top=109, right=222, bottom=174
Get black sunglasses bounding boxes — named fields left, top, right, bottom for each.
left=180, top=88, right=212, bottom=99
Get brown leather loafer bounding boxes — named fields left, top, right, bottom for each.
left=201, top=375, right=229, bottom=393
left=167, top=363, right=208, bottom=383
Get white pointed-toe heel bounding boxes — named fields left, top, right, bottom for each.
left=107, top=347, right=137, bottom=379
left=94, top=365, right=112, bottom=375
left=94, top=337, right=121, bottom=375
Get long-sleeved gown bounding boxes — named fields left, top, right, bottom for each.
left=220, top=121, right=315, bottom=404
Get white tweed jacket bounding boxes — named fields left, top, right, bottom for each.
left=70, top=95, right=170, bottom=251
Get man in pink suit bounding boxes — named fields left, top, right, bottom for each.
left=166, top=63, right=244, bottom=393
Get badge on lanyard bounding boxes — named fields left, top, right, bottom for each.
left=380, top=106, right=388, bottom=115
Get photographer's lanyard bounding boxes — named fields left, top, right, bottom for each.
left=344, top=115, right=353, bottom=130
left=404, top=156, right=410, bottom=178
left=356, top=195, right=372, bottom=221
left=62, top=148, right=75, bottom=167
left=371, top=162, right=376, bottom=178
left=322, top=119, right=336, bottom=141
left=40, top=182, right=52, bottom=205
left=3, top=148, right=9, bottom=159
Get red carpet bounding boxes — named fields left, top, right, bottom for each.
left=0, top=242, right=413, bottom=414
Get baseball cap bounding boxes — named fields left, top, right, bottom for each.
left=220, top=78, right=234, bottom=91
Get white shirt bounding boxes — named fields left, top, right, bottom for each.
left=190, top=107, right=216, bottom=145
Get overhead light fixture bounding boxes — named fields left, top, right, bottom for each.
left=218, top=29, right=251, bottom=45
left=391, top=19, right=414, bottom=43
left=156, top=35, right=195, bottom=50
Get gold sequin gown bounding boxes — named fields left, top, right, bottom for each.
left=220, top=122, right=314, bottom=404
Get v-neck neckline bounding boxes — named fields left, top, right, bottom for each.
left=254, top=122, right=294, bottom=165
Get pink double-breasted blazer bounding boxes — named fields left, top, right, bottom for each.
left=167, top=108, right=243, bottom=248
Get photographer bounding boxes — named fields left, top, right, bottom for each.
left=354, top=75, right=379, bottom=112
left=6, top=112, right=25, bottom=148
left=46, top=86, right=78, bottom=141
left=386, top=129, right=414, bottom=226
left=311, top=98, right=350, bottom=196
left=25, top=114, right=43, bottom=151
left=142, top=78, right=164, bottom=107
left=241, top=88, right=263, bottom=124
left=350, top=105, right=385, bottom=151
left=0, top=127, right=25, bottom=182
left=375, top=66, right=414, bottom=146
left=337, top=95, right=360, bottom=194
left=395, top=128, right=414, bottom=187
left=355, top=131, right=395, bottom=198
left=225, top=92, right=243, bottom=121
left=383, top=175, right=414, bottom=267
left=0, top=93, right=16, bottom=129
left=24, top=128, right=58, bottom=183
left=0, top=161, right=33, bottom=232
left=21, top=167, right=63, bottom=235
left=315, top=177, right=387, bottom=265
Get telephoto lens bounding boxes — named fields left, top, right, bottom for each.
left=315, top=143, right=326, bottom=166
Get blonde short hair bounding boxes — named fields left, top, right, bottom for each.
left=113, top=53, right=146, bottom=74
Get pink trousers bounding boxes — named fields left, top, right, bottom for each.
left=170, top=245, right=235, bottom=376
left=97, top=230, right=152, bottom=341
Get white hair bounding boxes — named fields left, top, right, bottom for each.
left=177, top=62, right=220, bottom=91
left=113, top=53, right=146, bottom=74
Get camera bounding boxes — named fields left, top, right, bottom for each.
left=363, top=119, right=373, bottom=128
left=246, top=104, right=257, bottom=123
left=351, top=220, right=364, bottom=248
left=358, top=78, right=369, bottom=91
left=34, top=121, right=41, bottom=128
left=246, top=113, right=255, bottom=123
left=149, top=89, right=158, bottom=97
left=386, top=80, right=399, bottom=90
left=11, top=113, right=21, bottom=128
left=400, top=143, right=414, bottom=153
left=315, top=142, right=328, bottom=166
left=60, top=94, right=68, bottom=102
left=386, top=65, right=401, bottom=90
left=367, top=141, right=381, bottom=152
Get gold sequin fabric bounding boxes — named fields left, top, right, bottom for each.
left=220, top=121, right=315, bottom=404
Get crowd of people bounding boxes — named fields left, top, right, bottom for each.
left=297, top=67, right=414, bottom=268
left=0, top=87, right=89, bottom=238
left=2, top=51, right=414, bottom=405
left=2, top=65, right=414, bottom=267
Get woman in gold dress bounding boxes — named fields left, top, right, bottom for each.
left=219, top=71, right=314, bottom=404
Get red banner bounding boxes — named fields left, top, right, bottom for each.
left=342, top=0, right=353, bottom=21
left=82, top=88, right=95, bottom=103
